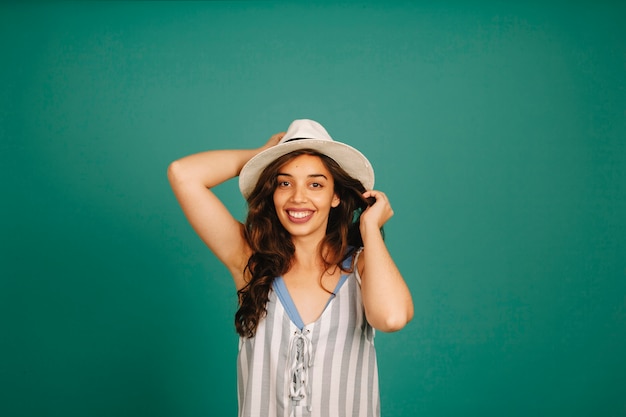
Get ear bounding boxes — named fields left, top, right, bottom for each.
left=331, top=193, right=341, bottom=208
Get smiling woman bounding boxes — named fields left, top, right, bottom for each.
left=168, top=119, right=413, bottom=417
left=273, top=154, right=341, bottom=238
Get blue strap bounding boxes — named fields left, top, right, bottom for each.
left=274, top=266, right=351, bottom=331
left=274, top=276, right=306, bottom=330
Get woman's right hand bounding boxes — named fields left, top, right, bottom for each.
left=259, top=132, right=285, bottom=152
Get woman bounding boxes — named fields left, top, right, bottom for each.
left=168, top=119, right=413, bottom=417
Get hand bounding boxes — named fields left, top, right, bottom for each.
left=360, top=190, right=394, bottom=230
left=259, top=132, right=285, bottom=152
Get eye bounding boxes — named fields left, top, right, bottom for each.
left=277, top=180, right=291, bottom=188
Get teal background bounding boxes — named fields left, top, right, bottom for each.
left=2, top=1, right=625, bottom=416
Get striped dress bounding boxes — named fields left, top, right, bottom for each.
left=237, top=251, right=380, bottom=417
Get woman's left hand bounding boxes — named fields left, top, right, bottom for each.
left=360, top=190, right=394, bottom=230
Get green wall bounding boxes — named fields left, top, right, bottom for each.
left=2, top=2, right=625, bottom=416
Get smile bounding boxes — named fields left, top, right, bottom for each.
left=287, top=210, right=313, bottom=220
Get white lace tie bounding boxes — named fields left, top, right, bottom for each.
left=288, top=328, right=313, bottom=414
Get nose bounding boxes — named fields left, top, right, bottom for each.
left=290, top=184, right=308, bottom=203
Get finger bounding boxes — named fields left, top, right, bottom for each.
left=362, top=190, right=377, bottom=206
left=363, top=190, right=387, bottom=201
left=267, top=132, right=286, bottom=147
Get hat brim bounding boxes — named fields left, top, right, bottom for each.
left=239, top=139, right=375, bottom=198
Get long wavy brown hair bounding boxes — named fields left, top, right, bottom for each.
left=235, top=148, right=375, bottom=338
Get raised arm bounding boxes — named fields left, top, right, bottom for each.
left=357, top=190, right=414, bottom=332
left=167, top=133, right=284, bottom=289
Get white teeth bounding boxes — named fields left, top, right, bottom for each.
left=288, top=211, right=312, bottom=219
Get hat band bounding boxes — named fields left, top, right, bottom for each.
left=284, top=137, right=311, bottom=143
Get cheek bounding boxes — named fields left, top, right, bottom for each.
left=272, top=190, right=283, bottom=207
left=320, top=195, right=339, bottom=211
left=272, top=192, right=290, bottom=217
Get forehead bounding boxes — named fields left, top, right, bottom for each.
left=277, top=154, right=332, bottom=176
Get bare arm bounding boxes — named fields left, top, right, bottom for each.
left=167, top=133, right=284, bottom=289
left=358, top=190, right=414, bottom=332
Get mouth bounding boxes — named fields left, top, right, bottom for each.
left=286, top=210, right=314, bottom=223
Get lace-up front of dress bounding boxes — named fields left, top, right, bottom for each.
left=288, top=329, right=313, bottom=414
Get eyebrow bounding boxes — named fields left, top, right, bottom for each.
left=276, top=173, right=328, bottom=180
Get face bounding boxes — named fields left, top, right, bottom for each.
left=272, top=154, right=341, bottom=241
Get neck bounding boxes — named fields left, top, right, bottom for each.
left=291, top=236, right=327, bottom=270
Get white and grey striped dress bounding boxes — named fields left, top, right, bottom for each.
left=237, top=251, right=380, bottom=417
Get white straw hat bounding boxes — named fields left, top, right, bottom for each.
left=239, top=119, right=375, bottom=198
